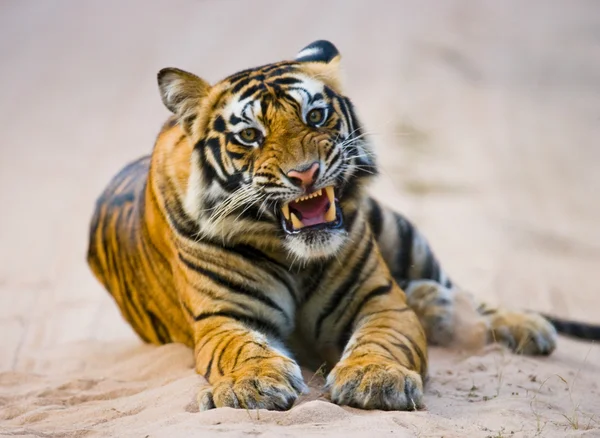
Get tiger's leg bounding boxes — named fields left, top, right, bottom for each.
left=178, top=256, right=305, bottom=411
left=300, top=222, right=427, bottom=410
left=365, top=197, right=458, bottom=346
left=192, top=315, right=306, bottom=411
left=366, top=197, right=557, bottom=355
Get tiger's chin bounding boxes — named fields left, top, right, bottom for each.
left=284, top=227, right=348, bottom=261
left=280, top=185, right=348, bottom=261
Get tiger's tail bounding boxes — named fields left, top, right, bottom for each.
left=541, top=314, right=600, bottom=341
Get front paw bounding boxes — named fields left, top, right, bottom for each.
left=326, top=357, right=424, bottom=411
left=198, top=356, right=306, bottom=411
left=489, top=311, right=557, bottom=355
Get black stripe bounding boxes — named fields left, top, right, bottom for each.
left=354, top=307, right=411, bottom=325
left=389, top=341, right=416, bottom=370
left=333, top=262, right=378, bottom=326
left=368, top=198, right=383, bottom=239
left=395, top=216, right=415, bottom=281
left=344, top=208, right=359, bottom=234
left=204, top=137, right=227, bottom=178
left=196, top=328, right=236, bottom=354
left=338, top=98, right=355, bottom=137
left=337, top=282, right=393, bottom=349
left=148, top=310, right=171, bottom=344
left=179, top=254, right=288, bottom=318
left=194, top=310, right=282, bottom=339
left=421, top=250, right=441, bottom=283
left=240, top=84, right=263, bottom=101
left=231, top=76, right=252, bottom=94
left=195, top=240, right=296, bottom=300
left=310, top=92, right=324, bottom=104
left=299, top=261, right=329, bottom=305
left=236, top=355, right=272, bottom=367
left=232, top=244, right=289, bottom=271
left=315, top=234, right=374, bottom=339
left=350, top=340, right=403, bottom=364
left=216, top=335, right=239, bottom=375
left=261, top=62, right=293, bottom=74
left=272, top=76, right=302, bottom=86
left=402, top=333, right=427, bottom=375
left=265, top=66, right=293, bottom=76
left=344, top=98, right=364, bottom=140
left=325, top=144, right=340, bottom=163
left=232, top=340, right=268, bottom=370
left=212, top=115, right=226, bottom=133
left=204, top=334, right=231, bottom=380
left=227, top=149, right=247, bottom=160
left=159, top=177, right=201, bottom=239
left=360, top=329, right=424, bottom=374
left=259, top=182, right=287, bottom=189
left=229, top=114, right=243, bottom=126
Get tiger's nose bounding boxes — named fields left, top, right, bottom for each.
left=287, top=162, right=320, bottom=189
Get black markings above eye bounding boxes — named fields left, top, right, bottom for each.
left=213, top=115, right=226, bottom=132
left=307, top=108, right=326, bottom=126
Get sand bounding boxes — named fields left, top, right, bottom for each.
left=1, top=0, right=599, bottom=436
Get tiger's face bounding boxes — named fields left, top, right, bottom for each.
left=158, top=41, right=376, bottom=260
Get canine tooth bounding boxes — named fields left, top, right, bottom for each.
left=317, top=189, right=322, bottom=196
left=291, top=212, right=304, bottom=229
left=325, top=186, right=335, bottom=203
left=281, top=203, right=290, bottom=220
left=325, top=198, right=336, bottom=222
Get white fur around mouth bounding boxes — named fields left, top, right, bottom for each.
left=281, top=186, right=337, bottom=231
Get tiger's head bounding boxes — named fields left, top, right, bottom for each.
left=158, top=40, right=376, bottom=260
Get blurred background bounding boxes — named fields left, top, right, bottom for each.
left=1, top=0, right=599, bottom=371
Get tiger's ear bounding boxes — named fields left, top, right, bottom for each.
left=157, top=67, right=210, bottom=122
left=295, top=40, right=342, bottom=89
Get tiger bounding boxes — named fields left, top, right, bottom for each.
left=87, top=40, right=600, bottom=412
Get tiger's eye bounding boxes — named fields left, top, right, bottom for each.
left=239, top=128, right=259, bottom=144
left=307, top=108, right=325, bottom=126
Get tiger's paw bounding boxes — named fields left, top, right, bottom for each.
left=489, top=311, right=557, bottom=355
left=405, top=280, right=456, bottom=346
left=326, top=357, right=424, bottom=411
left=198, top=356, right=306, bottom=411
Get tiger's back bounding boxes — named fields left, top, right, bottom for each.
left=87, top=133, right=192, bottom=347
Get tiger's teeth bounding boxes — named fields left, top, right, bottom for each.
left=324, top=186, right=336, bottom=222
left=281, top=203, right=290, bottom=220
left=325, top=186, right=334, bottom=203
left=295, top=189, right=324, bottom=203
left=290, top=212, right=304, bottom=230
left=325, top=198, right=336, bottom=222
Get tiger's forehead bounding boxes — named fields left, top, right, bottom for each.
left=217, top=64, right=328, bottom=129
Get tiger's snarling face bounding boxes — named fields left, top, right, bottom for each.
left=158, top=41, right=376, bottom=260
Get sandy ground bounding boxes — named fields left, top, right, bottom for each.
left=1, top=1, right=600, bottom=437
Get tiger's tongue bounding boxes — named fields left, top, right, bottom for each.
left=290, top=195, right=329, bottom=226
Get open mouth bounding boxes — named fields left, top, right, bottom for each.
left=280, top=186, right=343, bottom=234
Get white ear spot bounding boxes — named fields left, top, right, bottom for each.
left=296, top=47, right=322, bottom=61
